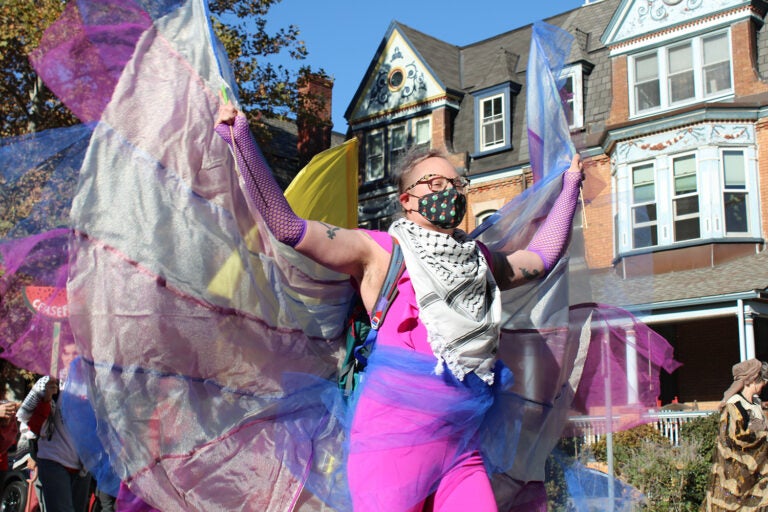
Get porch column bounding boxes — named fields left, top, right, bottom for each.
left=626, top=326, right=638, bottom=404
left=745, top=306, right=756, bottom=360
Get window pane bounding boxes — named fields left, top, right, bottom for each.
left=632, top=164, right=655, bottom=203
left=724, top=191, right=749, bottom=232
left=633, top=225, right=658, bottom=248
left=668, top=44, right=692, bottom=74
left=703, top=33, right=729, bottom=65
left=634, top=54, right=660, bottom=111
left=483, top=121, right=504, bottom=147
left=483, top=99, right=493, bottom=118
left=390, top=126, right=405, bottom=149
left=669, top=72, right=694, bottom=103
left=481, top=95, right=505, bottom=148
left=635, top=53, right=658, bottom=81
left=704, top=62, right=731, bottom=95
left=366, top=133, right=384, bottom=180
left=635, top=80, right=660, bottom=111
left=723, top=150, right=746, bottom=189
left=674, top=195, right=699, bottom=216
left=563, top=75, right=574, bottom=125
left=703, top=33, right=731, bottom=95
left=673, top=155, right=697, bottom=195
left=415, top=120, right=430, bottom=145
left=483, top=96, right=502, bottom=119
left=633, top=184, right=655, bottom=204
left=633, top=203, right=657, bottom=223
left=675, top=217, right=700, bottom=241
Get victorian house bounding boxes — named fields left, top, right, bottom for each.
left=344, top=0, right=768, bottom=404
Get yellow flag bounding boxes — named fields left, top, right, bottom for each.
left=285, top=138, right=359, bottom=228
left=208, top=138, right=359, bottom=299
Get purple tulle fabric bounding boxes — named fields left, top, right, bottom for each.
left=0, top=4, right=680, bottom=511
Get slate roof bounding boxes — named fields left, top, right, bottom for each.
left=589, top=249, right=768, bottom=309
left=261, top=116, right=346, bottom=190
left=396, top=24, right=462, bottom=93
left=360, top=0, right=768, bottom=309
left=391, top=0, right=621, bottom=174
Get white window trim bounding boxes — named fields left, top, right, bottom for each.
left=473, top=84, right=513, bottom=155
left=365, top=130, right=385, bottom=182
left=414, top=118, right=431, bottom=149
left=720, top=148, right=753, bottom=236
left=480, top=93, right=506, bottom=151
left=561, top=65, right=584, bottom=130
left=388, top=124, right=407, bottom=173
left=615, top=145, right=760, bottom=255
left=363, top=117, right=432, bottom=184
left=669, top=152, right=700, bottom=243
left=627, top=29, right=734, bottom=118
left=630, top=161, right=658, bottom=249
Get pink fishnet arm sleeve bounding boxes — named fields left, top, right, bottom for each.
left=215, top=115, right=307, bottom=247
left=526, top=171, right=582, bottom=272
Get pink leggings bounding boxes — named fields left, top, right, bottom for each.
left=347, top=446, right=495, bottom=512
left=347, top=389, right=496, bottom=511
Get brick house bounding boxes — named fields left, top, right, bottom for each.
left=344, top=0, right=768, bottom=404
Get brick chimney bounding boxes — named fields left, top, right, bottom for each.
left=297, top=72, right=333, bottom=168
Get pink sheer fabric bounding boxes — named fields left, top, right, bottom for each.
left=0, top=3, right=680, bottom=511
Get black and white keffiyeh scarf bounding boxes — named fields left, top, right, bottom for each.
left=389, top=219, right=501, bottom=385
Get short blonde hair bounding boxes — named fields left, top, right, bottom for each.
left=392, top=147, right=452, bottom=194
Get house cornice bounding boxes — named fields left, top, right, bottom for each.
left=599, top=99, right=768, bottom=154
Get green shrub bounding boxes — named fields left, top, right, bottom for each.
left=550, top=415, right=720, bottom=512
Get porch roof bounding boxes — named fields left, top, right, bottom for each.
left=588, top=249, right=768, bottom=310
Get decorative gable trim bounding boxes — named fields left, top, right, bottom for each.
left=347, top=26, right=447, bottom=128
left=602, top=0, right=755, bottom=55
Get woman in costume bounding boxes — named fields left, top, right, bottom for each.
left=215, top=98, right=583, bottom=511
left=701, top=358, right=768, bottom=511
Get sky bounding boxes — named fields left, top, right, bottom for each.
left=264, top=0, right=590, bottom=133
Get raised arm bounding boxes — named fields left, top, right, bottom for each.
left=492, top=154, right=583, bottom=290
left=214, top=100, right=377, bottom=283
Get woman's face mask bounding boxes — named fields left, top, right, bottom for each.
left=414, top=188, right=467, bottom=229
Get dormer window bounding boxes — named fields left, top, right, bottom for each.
left=561, top=65, right=584, bottom=130
left=628, top=29, right=733, bottom=117
left=473, top=84, right=514, bottom=155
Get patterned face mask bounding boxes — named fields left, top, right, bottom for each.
left=415, top=188, right=467, bottom=229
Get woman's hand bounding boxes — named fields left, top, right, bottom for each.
left=43, top=378, right=59, bottom=402
left=0, top=401, right=18, bottom=424
left=216, top=91, right=239, bottom=126
left=566, top=153, right=584, bottom=181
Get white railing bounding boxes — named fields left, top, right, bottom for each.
left=569, top=409, right=716, bottom=446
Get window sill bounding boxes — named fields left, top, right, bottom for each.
left=470, top=144, right=511, bottom=159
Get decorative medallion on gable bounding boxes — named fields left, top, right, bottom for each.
left=349, top=30, right=444, bottom=123
left=602, top=0, right=750, bottom=49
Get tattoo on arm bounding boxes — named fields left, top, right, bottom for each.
left=320, top=223, right=340, bottom=240
left=492, top=252, right=515, bottom=286
left=520, top=267, right=541, bottom=280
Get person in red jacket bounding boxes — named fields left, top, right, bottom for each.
left=0, top=400, right=19, bottom=472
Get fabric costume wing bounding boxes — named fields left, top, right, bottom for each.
left=22, top=0, right=354, bottom=510
left=475, top=22, right=679, bottom=507
left=0, top=4, right=681, bottom=511
left=0, top=124, right=93, bottom=380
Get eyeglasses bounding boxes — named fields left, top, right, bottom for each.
left=404, top=174, right=470, bottom=194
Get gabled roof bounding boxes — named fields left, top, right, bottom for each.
left=396, top=23, right=462, bottom=93
left=345, top=22, right=460, bottom=125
